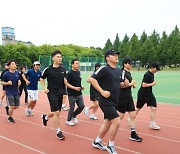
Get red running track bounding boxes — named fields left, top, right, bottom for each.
left=0, top=91, right=180, bottom=154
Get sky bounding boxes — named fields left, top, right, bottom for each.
left=0, top=0, right=180, bottom=48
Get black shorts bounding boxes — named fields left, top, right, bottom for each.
left=136, top=95, right=157, bottom=109
left=90, top=86, right=99, bottom=101
left=99, top=103, right=119, bottom=120
left=47, top=92, right=63, bottom=112
left=117, top=96, right=135, bottom=113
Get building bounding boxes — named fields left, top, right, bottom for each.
left=1, top=27, right=33, bottom=46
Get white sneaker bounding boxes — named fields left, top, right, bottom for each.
left=29, top=110, right=34, bottom=116
left=84, top=107, right=89, bottom=116
left=62, top=104, right=68, bottom=110
left=106, top=144, right=117, bottom=154
left=149, top=122, right=160, bottom=130
left=25, top=108, right=30, bottom=116
left=90, top=115, right=98, bottom=120
left=72, top=118, right=78, bottom=124
left=66, top=120, right=74, bottom=126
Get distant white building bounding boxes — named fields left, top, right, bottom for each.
left=2, top=27, right=33, bottom=46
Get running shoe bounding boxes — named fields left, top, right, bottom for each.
left=106, top=143, right=117, bottom=154
left=42, top=114, right=48, bottom=126
left=61, top=104, right=68, bottom=111
left=25, top=108, right=30, bottom=116
left=56, top=131, right=65, bottom=140
left=149, top=122, right=160, bottom=130
left=130, top=131, right=143, bottom=142
left=92, top=140, right=106, bottom=151
left=84, top=107, right=89, bottom=115
left=8, top=117, right=15, bottom=123
left=90, top=115, right=98, bottom=120
left=72, top=118, right=78, bottom=124
left=66, top=120, right=74, bottom=126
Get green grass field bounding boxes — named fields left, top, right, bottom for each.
left=39, top=70, right=180, bottom=105
left=80, top=71, right=180, bottom=105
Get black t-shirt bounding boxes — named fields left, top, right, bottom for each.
left=66, top=70, right=82, bottom=96
left=19, top=72, right=26, bottom=86
left=138, top=70, right=154, bottom=97
left=92, top=64, right=121, bottom=106
left=119, top=68, right=132, bottom=97
left=41, top=64, right=66, bottom=93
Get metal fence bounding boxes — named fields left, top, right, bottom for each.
left=39, top=55, right=123, bottom=71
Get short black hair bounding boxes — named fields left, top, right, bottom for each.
left=7, top=60, right=17, bottom=66
left=51, top=50, right=62, bottom=57
left=71, top=58, right=79, bottom=64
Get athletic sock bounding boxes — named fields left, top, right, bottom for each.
left=95, top=137, right=102, bottom=143
left=131, top=128, right=136, bottom=133
left=150, top=121, right=155, bottom=124
left=108, top=140, right=114, bottom=146
left=56, top=128, right=61, bottom=134
left=45, top=115, right=48, bottom=120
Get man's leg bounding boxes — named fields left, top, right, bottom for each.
left=149, top=106, right=160, bottom=130
left=73, top=95, right=85, bottom=118
left=129, top=111, right=142, bottom=142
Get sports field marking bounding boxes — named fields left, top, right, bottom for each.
left=0, top=135, right=46, bottom=154
left=136, top=111, right=180, bottom=119
left=157, top=96, right=180, bottom=100
left=0, top=114, right=141, bottom=154
left=15, top=105, right=180, bottom=130
left=1, top=111, right=179, bottom=144
left=135, top=119, right=180, bottom=129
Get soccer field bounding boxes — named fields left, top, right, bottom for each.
left=38, top=71, right=180, bottom=105
left=80, top=71, right=180, bottom=105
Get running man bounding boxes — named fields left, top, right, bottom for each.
left=23, top=61, right=41, bottom=116
left=65, top=58, right=85, bottom=126
left=117, top=57, right=142, bottom=142
left=136, top=62, right=161, bottom=130
left=84, top=62, right=101, bottom=120
left=88, top=49, right=121, bottom=154
left=1, top=60, right=21, bottom=123
left=19, top=66, right=28, bottom=105
left=40, top=50, right=66, bottom=140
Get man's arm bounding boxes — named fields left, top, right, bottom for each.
left=142, top=81, right=156, bottom=87
left=87, top=76, right=110, bottom=98
left=40, top=78, right=49, bottom=93
left=22, top=73, right=30, bottom=85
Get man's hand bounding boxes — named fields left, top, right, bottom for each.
left=124, top=78, right=130, bottom=87
left=100, top=90, right=111, bottom=98
left=26, top=80, right=30, bottom=85
left=7, top=81, right=12, bottom=85
left=44, top=88, right=49, bottom=94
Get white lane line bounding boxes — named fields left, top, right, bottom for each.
left=0, top=114, right=141, bottom=154
left=0, top=135, right=46, bottom=154
left=1, top=113, right=179, bottom=145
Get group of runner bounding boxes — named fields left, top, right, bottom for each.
left=0, top=49, right=161, bottom=154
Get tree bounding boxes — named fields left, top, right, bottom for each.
left=103, top=38, right=113, bottom=52
left=113, top=33, right=120, bottom=51
left=118, top=33, right=130, bottom=58
left=158, top=31, right=169, bottom=67
left=129, top=33, right=140, bottom=62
